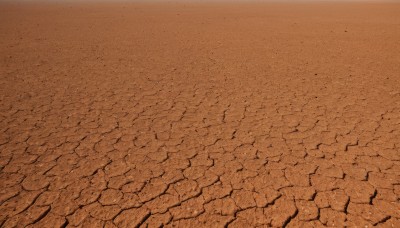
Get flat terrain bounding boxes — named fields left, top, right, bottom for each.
left=1, top=1, right=400, bottom=227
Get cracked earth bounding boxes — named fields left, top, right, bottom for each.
left=1, top=2, right=400, bottom=227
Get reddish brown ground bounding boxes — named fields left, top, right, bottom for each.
left=1, top=1, right=400, bottom=227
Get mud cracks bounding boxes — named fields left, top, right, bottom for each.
left=1, top=2, right=400, bottom=227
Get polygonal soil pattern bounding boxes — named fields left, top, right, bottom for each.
left=1, top=2, right=400, bottom=227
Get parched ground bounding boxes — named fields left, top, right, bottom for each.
left=0, top=1, right=400, bottom=227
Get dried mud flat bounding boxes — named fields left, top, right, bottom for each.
left=1, top=1, right=400, bottom=227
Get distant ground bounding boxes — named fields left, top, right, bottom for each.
left=1, top=1, right=399, bottom=227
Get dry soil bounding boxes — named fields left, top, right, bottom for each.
left=0, top=1, right=400, bottom=227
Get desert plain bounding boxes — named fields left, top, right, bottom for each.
left=0, top=1, right=400, bottom=227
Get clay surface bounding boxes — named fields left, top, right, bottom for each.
left=1, top=1, right=400, bottom=227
